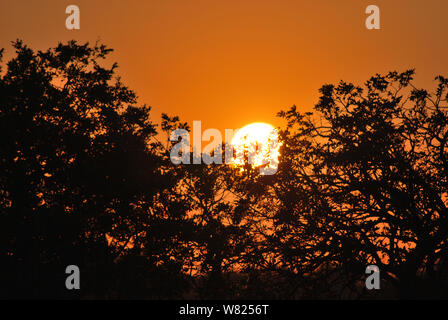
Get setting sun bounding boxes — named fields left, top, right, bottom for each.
left=231, top=122, right=280, bottom=173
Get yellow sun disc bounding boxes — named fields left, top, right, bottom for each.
left=230, top=122, right=280, bottom=173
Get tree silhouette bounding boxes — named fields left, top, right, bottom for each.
left=270, top=70, right=448, bottom=298
left=0, top=40, right=173, bottom=298
left=2, top=40, right=448, bottom=299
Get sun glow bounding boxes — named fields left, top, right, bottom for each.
left=230, top=122, right=280, bottom=173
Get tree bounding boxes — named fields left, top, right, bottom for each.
left=0, top=40, right=172, bottom=298
left=3, top=40, right=448, bottom=300
left=270, top=70, right=448, bottom=298
left=160, top=130, right=260, bottom=298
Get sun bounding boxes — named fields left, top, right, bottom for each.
left=230, top=122, right=280, bottom=174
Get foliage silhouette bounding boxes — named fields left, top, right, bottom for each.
left=270, top=70, right=448, bottom=298
left=0, top=40, right=178, bottom=298
left=1, top=41, right=447, bottom=299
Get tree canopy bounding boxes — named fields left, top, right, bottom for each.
left=1, top=41, right=447, bottom=299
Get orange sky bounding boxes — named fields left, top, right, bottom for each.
left=1, top=0, right=448, bottom=132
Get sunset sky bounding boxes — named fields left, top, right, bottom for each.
left=1, top=0, right=447, bottom=132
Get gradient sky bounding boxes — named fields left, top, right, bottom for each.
left=1, top=0, right=448, bottom=132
